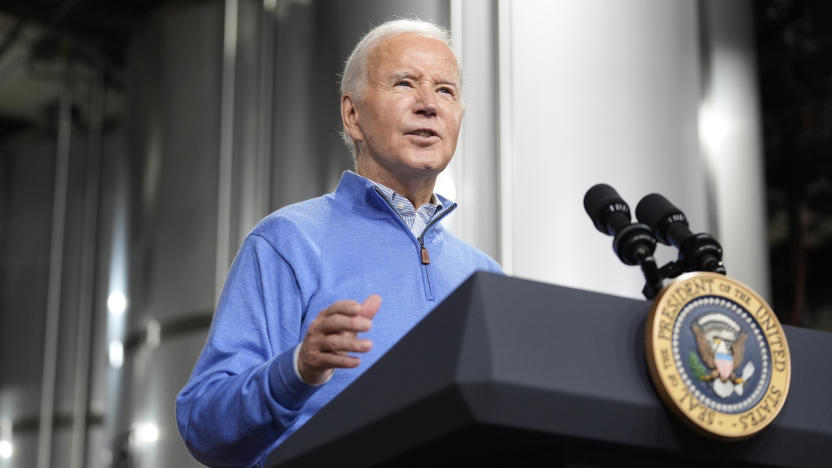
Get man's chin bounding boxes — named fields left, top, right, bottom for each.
left=401, top=151, right=451, bottom=172
left=360, top=148, right=451, bottom=181
left=400, top=160, right=448, bottom=177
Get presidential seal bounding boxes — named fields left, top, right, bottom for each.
left=645, top=272, right=791, bottom=440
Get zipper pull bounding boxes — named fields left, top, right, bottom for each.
left=419, top=241, right=430, bottom=264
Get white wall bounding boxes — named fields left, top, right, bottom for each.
left=452, top=0, right=767, bottom=300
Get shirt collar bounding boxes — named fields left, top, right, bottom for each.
left=370, top=178, right=444, bottom=213
left=333, top=170, right=452, bottom=216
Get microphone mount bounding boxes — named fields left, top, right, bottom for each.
left=636, top=193, right=727, bottom=279
left=584, top=184, right=663, bottom=299
left=585, top=185, right=728, bottom=300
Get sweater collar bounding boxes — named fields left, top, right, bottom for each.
left=333, top=170, right=454, bottom=219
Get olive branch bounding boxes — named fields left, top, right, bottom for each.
left=688, top=351, right=706, bottom=380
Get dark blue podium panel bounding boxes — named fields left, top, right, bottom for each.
left=268, top=273, right=832, bottom=467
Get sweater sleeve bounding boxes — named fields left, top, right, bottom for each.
left=175, top=234, right=319, bottom=467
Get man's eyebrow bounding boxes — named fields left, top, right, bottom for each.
left=389, top=71, right=416, bottom=82
left=388, top=71, right=458, bottom=87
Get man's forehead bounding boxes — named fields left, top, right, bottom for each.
left=368, top=33, right=459, bottom=76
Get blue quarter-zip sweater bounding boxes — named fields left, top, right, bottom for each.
left=176, top=171, right=502, bottom=467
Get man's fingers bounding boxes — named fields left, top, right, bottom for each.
left=315, top=314, right=371, bottom=335
left=320, top=300, right=362, bottom=317
left=360, top=294, right=382, bottom=319
left=317, top=296, right=380, bottom=319
left=299, top=296, right=381, bottom=384
left=322, top=335, right=373, bottom=353
left=308, top=352, right=361, bottom=370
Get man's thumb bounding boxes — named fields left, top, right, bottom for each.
left=360, top=294, right=382, bottom=318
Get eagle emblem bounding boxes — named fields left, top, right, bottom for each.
left=645, top=273, right=791, bottom=439
left=690, top=313, right=755, bottom=398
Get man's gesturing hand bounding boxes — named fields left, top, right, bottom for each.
left=297, top=294, right=381, bottom=385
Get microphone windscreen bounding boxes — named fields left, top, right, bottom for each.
left=635, top=193, right=688, bottom=244
left=584, top=184, right=630, bottom=234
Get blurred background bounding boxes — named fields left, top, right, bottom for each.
left=0, top=0, right=830, bottom=466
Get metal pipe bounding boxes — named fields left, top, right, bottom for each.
left=37, top=61, right=73, bottom=468
left=216, top=0, right=239, bottom=302
left=256, top=0, right=275, bottom=218
left=68, top=66, right=104, bottom=468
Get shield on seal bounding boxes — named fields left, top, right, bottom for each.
left=715, top=352, right=733, bottom=381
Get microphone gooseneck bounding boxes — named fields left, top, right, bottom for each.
left=583, top=184, right=657, bottom=266
left=635, top=193, right=726, bottom=275
left=584, top=184, right=663, bottom=298
left=585, top=185, right=728, bottom=299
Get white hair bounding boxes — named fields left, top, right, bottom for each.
left=339, top=18, right=458, bottom=158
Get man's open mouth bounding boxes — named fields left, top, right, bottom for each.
left=407, top=129, right=438, bottom=138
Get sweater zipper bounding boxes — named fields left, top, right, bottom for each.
left=415, top=204, right=455, bottom=300
left=416, top=205, right=456, bottom=263
left=372, top=187, right=457, bottom=300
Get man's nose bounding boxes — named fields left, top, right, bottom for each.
left=414, top=86, right=438, bottom=117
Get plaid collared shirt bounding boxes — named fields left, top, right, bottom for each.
left=373, top=182, right=443, bottom=238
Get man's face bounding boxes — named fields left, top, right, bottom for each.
left=345, top=33, right=463, bottom=182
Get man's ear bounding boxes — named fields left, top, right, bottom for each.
left=341, top=94, right=363, bottom=142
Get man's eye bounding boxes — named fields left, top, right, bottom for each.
left=438, top=87, right=455, bottom=95
left=394, top=81, right=412, bottom=87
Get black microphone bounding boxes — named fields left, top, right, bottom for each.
left=584, top=184, right=656, bottom=266
left=635, top=193, right=726, bottom=274
left=634, top=193, right=692, bottom=247
left=584, top=183, right=631, bottom=236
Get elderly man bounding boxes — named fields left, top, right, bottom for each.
left=176, top=18, right=501, bottom=467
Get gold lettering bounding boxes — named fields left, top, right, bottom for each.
left=680, top=390, right=701, bottom=412
left=732, top=288, right=751, bottom=305
left=762, top=316, right=777, bottom=334
left=737, top=386, right=783, bottom=432
left=684, top=280, right=709, bottom=299
left=755, top=307, right=781, bottom=338
left=697, top=407, right=715, bottom=425
left=660, top=298, right=681, bottom=325
left=756, top=308, right=790, bottom=373
left=774, top=356, right=787, bottom=372
left=753, top=406, right=768, bottom=425
left=668, top=292, right=681, bottom=311
left=749, top=409, right=760, bottom=426
left=661, top=348, right=672, bottom=370
left=671, top=278, right=712, bottom=306
left=658, top=319, right=673, bottom=341
left=768, top=386, right=782, bottom=408
left=753, top=304, right=766, bottom=319
left=767, top=333, right=788, bottom=372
